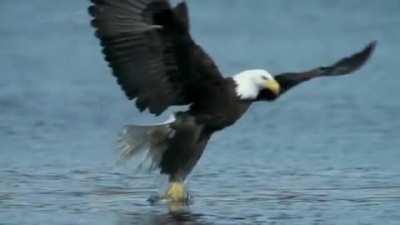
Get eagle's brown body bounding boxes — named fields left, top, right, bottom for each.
left=161, top=78, right=252, bottom=180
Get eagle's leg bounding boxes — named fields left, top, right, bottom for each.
left=158, top=113, right=210, bottom=203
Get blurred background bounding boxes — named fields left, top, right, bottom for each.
left=0, top=0, right=399, bottom=225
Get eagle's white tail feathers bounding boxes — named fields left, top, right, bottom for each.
left=117, top=116, right=175, bottom=172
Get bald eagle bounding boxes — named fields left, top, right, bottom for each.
left=88, top=0, right=376, bottom=202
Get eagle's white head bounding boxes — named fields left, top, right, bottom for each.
left=233, top=69, right=281, bottom=100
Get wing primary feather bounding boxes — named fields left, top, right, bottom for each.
left=274, top=41, right=377, bottom=95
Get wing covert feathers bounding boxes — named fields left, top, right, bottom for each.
left=89, top=0, right=223, bottom=115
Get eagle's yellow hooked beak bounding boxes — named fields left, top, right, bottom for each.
left=265, top=79, right=281, bottom=95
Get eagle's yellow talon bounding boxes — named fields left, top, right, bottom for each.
left=165, top=182, right=188, bottom=202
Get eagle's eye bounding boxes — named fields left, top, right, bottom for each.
left=261, top=76, right=269, bottom=80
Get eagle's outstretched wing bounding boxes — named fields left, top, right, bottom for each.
left=273, top=41, right=377, bottom=96
left=89, top=0, right=223, bottom=115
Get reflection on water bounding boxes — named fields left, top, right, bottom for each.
left=117, top=207, right=210, bottom=225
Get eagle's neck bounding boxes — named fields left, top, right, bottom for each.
left=232, top=73, right=261, bottom=100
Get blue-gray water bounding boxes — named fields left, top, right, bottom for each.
left=1, top=0, right=400, bottom=224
